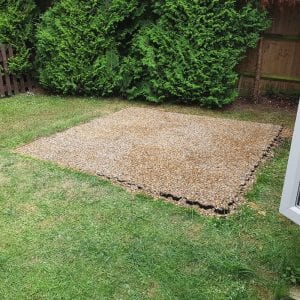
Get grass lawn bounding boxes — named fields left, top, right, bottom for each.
left=0, top=94, right=299, bottom=299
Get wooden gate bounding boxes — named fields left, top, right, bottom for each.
left=0, top=44, right=34, bottom=97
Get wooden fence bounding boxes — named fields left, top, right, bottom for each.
left=0, top=44, right=34, bottom=97
left=237, top=4, right=300, bottom=97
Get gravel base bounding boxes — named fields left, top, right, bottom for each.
left=16, top=107, right=282, bottom=214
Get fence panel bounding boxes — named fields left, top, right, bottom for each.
left=0, top=44, right=34, bottom=97
left=237, top=5, right=300, bottom=97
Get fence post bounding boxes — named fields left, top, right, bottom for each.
left=253, top=37, right=264, bottom=103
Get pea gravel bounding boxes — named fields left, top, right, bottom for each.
left=17, top=107, right=282, bottom=214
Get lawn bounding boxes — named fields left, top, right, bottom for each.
left=0, top=94, right=299, bottom=299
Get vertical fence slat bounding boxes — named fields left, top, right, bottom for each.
left=0, top=75, right=4, bottom=97
left=0, top=45, right=12, bottom=96
left=19, top=76, right=26, bottom=93
left=25, top=74, right=33, bottom=91
left=0, top=43, right=34, bottom=97
left=7, top=46, right=19, bottom=95
left=0, top=48, right=5, bottom=97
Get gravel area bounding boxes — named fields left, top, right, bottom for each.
left=17, top=107, right=282, bottom=214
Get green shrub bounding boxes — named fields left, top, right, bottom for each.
left=36, top=0, right=269, bottom=106
left=0, top=0, right=39, bottom=75
left=123, top=0, right=269, bottom=106
left=36, top=0, right=147, bottom=96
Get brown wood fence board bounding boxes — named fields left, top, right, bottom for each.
left=0, top=45, right=5, bottom=97
left=238, top=40, right=300, bottom=78
left=0, top=44, right=34, bottom=97
left=237, top=5, right=300, bottom=97
left=25, top=74, right=34, bottom=90
left=11, top=77, right=19, bottom=95
left=267, top=6, right=300, bottom=36
left=0, top=45, right=12, bottom=96
left=261, top=40, right=300, bottom=77
left=7, top=46, right=19, bottom=95
left=0, top=74, right=4, bottom=97
left=239, top=76, right=300, bottom=96
left=240, top=72, right=300, bottom=83
left=19, top=77, right=26, bottom=93
left=0, top=46, right=3, bottom=96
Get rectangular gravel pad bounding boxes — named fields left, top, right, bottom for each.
left=16, top=108, right=282, bottom=213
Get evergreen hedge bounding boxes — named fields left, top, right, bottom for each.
left=36, top=0, right=145, bottom=96
left=124, top=1, right=269, bottom=106
left=35, top=0, right=268, bottom=106
left=0, top=0, right=39, bottom=75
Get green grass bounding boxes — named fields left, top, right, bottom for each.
left=0, top=94, right=296, bottom=150
left=0, top=94, right=299, bottom=299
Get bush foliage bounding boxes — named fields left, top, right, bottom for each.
left=124, top=1, right=269, bottom=106
left=36, top=0, right=145, bottom=96
left=0, top=0, right=39, bottom=75
left=36, top=0, right=268, bottom=106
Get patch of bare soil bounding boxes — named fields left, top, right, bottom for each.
left=16, top=108, right=282, bottom=215
left=232, top=96, right=298, bottom=111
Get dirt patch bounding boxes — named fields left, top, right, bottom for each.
left=19, top=203, right=38, bottom=215
left=233, top=96, right=298, bottom=111
left=16, top=108, right=282, bottom=215
left=38, top=216, right=64, bottom=230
